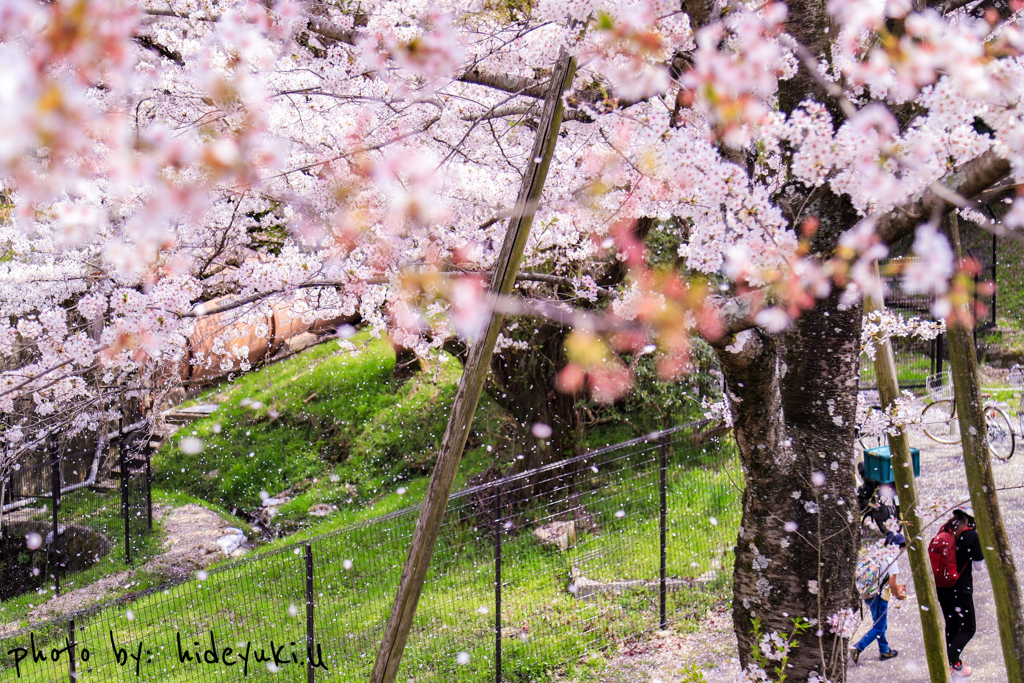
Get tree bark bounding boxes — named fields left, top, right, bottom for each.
left=945, top=214, right=1024, bottom=683
left=716, top=287, right=861, bottom=681
left=392, top=344, right=422, bottom=382
left=488, top=321, right=583, bottom=473
left=864, top=284, right=951, bottom=683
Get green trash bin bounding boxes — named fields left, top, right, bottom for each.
left=863, top=446, right=920, bottom=484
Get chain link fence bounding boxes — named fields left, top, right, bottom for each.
left=1, top=434, right=154, bottom=603
left=0, top=420, right=739, bottom=683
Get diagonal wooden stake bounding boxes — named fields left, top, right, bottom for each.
left=944, top=213, right=1024, bottom=683
left=865, top=267, right=950, bottom=683
left=370, top=50, right=577, bottom=683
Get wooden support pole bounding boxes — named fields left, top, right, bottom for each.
left=369, top=50, right=578, bottom=683
left=50, top=439, right=62, bottom=597
left=865, top=275, right=950, bottom=683
left=945, top=214, right=1024, bottom=682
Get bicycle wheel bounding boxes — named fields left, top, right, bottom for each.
left=922, top=399, right=960, bottom=444
left=985, top=405, right=1015, bottom=461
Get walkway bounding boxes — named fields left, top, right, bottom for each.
left=565, top=427, right=1024, bottom=683
left=848, top=428, right=1024, bottom=683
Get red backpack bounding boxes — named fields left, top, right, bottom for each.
left=929, top=524, right=963, bottom=588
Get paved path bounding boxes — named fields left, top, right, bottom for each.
left=848, top=428, right=1024, bottom=683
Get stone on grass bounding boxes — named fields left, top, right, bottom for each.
left=533, top=520, right=576, bottom=551
left=215, top=530, right=247, bottom=556
left=308, top=504, right=334, bottom=517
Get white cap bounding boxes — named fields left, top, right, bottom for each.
left=954, top=503, right=975, bottom=519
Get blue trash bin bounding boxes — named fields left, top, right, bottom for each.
left=863, top=446, right=920, bottom=484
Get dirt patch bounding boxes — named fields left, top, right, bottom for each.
left=557, top=608, right=738, bottom=683
left=2, top=503, right=243, bottom=633
left=24, top=570, right=133, bottom=624
left=978, top=363, right=1011, bottom=386
left=143, top=503, right=246, bottom=581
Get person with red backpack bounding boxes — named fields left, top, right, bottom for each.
left=929, top=505, right=985, bottom=678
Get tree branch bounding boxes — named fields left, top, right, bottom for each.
left=874, top=148, right=1012, bottom=245
left=184, top=270, right=616, bottom=319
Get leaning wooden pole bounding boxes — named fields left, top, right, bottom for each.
left=865, top=275, right=950, bottom=683
left=369, top=51, right=577, bottom=683
left=944, top=214, right=1024, bottom=682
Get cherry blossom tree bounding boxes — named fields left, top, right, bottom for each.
left=3, top=0, right=1024, bottom=679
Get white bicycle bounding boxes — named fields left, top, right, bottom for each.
left=920, top=371, right=1015, bottom=461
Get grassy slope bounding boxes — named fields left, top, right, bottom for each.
left=154, top=335, right=503, bottom=532
left=994, top=230, right=1024, bottom=330
left=2, top=331, right=737, bottom=683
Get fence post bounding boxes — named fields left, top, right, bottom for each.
left=50, top=439, right=61, bottom=597
left=494, top=484, right=502, bottom=683
left=305, top=543, right=315, bottom=683
left=659, top=431, right=667, bottom=630
left=68, top=618, right=76, bottom=682
left=145, top=443, right=153, bottom=531
left=991, top=231, right=997, bottom=325
left=119, top=421, right=131, bottom=565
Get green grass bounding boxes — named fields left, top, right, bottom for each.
left=995, top=233, right=1024, bottom=330
left=0, top=487, right=166, bottom=628
left=154, top=335, right=504, bottom=532
left=1, top=331, right=737, bottom=682
left=860, top=349, right=933, bottom=391
left=0, top=440, right=741, bottom=683
left=0, top=332, right=714, bottom=638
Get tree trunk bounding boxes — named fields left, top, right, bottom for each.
left=392, top=343, right=422, bottom=382
left=864, top=285, right=951, bottom=683
left=946, top=214, right=1024, bottom=682
left=716, top=288, right=861, bottom=681
left=487, top=320, right=583, bottom=473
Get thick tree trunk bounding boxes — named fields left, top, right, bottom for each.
left=488, top=321, right=583, bottom=473
left=717, top=289, right=861, bottom=681
left=710, top=3, right=870, bottom=674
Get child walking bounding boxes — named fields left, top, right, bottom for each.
left=851, top=532, right=907, bottom=663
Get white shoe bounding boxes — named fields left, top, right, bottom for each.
left=951, top=661, right=972, bottom=677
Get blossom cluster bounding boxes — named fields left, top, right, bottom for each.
left=0, top=0, right=1018, bottom=451
left=860, top=310, right=946, bottom=361
left=856, top=390, right=922, bottom=439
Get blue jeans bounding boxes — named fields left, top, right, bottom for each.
left=856, top=593, right=891, bottom=654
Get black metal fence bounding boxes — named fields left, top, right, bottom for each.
left=1, top=434, right=154, bottom=601
left=859, top=271, right=943, bottom=391
left=858, top=253, right=998, bottom=392
left=0, top=421, right=739, bottom=683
